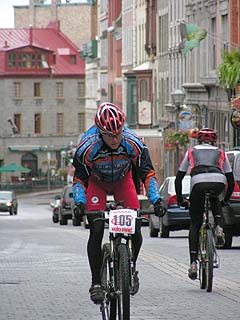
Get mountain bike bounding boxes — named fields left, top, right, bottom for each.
left=198, top=191, right=220, bottom=292
left=85, top=204, right=161, bottom=320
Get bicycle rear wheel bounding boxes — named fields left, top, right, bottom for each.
left=199, top=260, right=206, bottom=290
left=199, top=228, right=207, bottom=290
left=116, top=244, right=130, bottom=320
left=101, top=243, right=116, bottom=320
left=206, top=229, right=214, bottom=292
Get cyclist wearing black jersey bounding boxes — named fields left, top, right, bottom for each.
left=175, top=128, right=234, bottom=280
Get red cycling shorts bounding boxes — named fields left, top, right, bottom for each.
left=85, top=171, right=140, bottom=210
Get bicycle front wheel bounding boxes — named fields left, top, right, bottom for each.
left=206, top=229, right=214, bottom=292
left=100, top=243, right=116, bottom=320
left=116, top=244, right=130, bottom=320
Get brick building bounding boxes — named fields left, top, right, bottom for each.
left=14, top=0, right=96, bottom=50
left=0, top=22, right=85, bottom=181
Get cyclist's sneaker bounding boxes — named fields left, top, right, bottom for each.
left=130, top=270, right=139, bottom=295
left=89, top=284, right=104, bottom=304
left=215, top=225, right=225, bottom=248
left=188, top=261, right=198, bottom=280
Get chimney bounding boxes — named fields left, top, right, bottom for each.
left=51, top=0, right=58, bottom=21
left=29, top=0, right=36, bottom=27
left=29, top=26, right=33, bottom=45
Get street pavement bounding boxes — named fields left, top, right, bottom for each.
left=0, top=191, right=239, bottom=320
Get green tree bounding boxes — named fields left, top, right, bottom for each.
left=218, top=48, right=240, bottom=100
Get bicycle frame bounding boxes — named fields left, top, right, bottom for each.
left=86, top=207, right=151, bottom=320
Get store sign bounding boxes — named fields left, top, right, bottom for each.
left=231, top=110, right=240, bottom=129
left=138, top=101, right=151, bottom=125
left=179, top=111, right=194, bottom=130
left=231, top=96, right=240, bottom=110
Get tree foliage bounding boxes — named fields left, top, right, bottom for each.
left=218, top=49, right=240, bottom=93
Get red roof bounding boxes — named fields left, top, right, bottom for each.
left=0, top=23, right=85, bottom=76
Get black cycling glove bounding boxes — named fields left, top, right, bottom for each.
left=154, top=199, right=166, bottom=217
left=178, top=199, right=190, bottom=209
left=74, top=202, right=85, bottom=217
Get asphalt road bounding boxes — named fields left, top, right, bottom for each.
left=0, top=191, right=239, bottom=320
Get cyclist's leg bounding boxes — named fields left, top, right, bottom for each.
left=210, top=182, right=226, bottom=247
left=209, top=182, right=225, bottom=226
left=189, top=184, right=204, bottom=263
left=112, top=171, right=141, bottom=294
left=85, top=179, right=107, bottom=303
left=112, top=171, right=141, bottom=263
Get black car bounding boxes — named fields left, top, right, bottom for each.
left=58, top=185, right=74, bottom=225
left=149, top=176, right=191, bottom=237
left=0, top=190, right=18, bottom=215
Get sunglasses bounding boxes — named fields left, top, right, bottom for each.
left=102, top=131, right=122, bottom=139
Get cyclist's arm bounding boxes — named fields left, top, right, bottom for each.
left=72, top=145, right=91, bottom=205
left=137, top=147, right=161, bottom=204
left=175, top=171, right=186, bottom=204
left=223, top=155, right=235, bottom=202
left=224, top=172, right=235, bottom=202
left=175, top=151, right=189, bottom=203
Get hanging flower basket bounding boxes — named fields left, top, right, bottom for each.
left=164, top=142, right=176, bottom=151
left=164, top=129, right=190, bottom=148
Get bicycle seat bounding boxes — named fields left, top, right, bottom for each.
left=205, top=189, right=216, bottom=196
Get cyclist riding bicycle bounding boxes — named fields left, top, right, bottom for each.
left=72, top=102, right=163, bottom=304
left=175, top=128, right=234, bottom=280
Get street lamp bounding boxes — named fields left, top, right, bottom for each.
left=171, top=89, right=185, bottom=172
left=171, top=89, right=186, bottom=131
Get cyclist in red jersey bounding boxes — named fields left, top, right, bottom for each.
left=72, top=102, right=164, bottom=304
left=175, top=128, right=234, bottom=280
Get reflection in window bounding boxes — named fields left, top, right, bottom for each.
left=7, top=52, right=47, bottom=69
left=14, top=114, right=21, bottom=134
left=13, top=82, right=21, bottom=98
left=56, top=82, right=64, bottom=98
left=140, top=79, right=147, bottom=101
left=57, top=113, right=64, bottom=134
left=34, top=82, right=41, bottom=97
left=34, top=113, right=41, bottom=134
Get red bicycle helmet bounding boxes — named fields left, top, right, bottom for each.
left=95, top=102, right=125, bottom=135
left=197, top=128, right=217, bottom=144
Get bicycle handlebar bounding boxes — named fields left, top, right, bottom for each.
left=83, top=208, right=155, bottom=216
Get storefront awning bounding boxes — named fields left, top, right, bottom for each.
left=8, top=145, right=68, bottom=152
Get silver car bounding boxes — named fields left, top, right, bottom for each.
left=0, top=190, right=18, bottom=215
left=149, top=176, right=191, bottom=238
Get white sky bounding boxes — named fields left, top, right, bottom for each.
left=0, top=0, right=29, bottom=28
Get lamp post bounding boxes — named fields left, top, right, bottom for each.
left=171, top=89, right=185, bottom=172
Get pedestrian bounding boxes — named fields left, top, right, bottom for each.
left=175, top=128, right=234, bottom=280
left=72, top=102, right=164, bottom=304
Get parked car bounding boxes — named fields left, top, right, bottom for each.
left=50, top=194, right=61, bottom=223
left=221, top=150, right=240, bottom=248
left=149, top=176, right=191, bottom=238
left=58, top=185, right=74, bottom=225
left=0, top=190, right=18, bottom=215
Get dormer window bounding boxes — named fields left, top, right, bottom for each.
left=70, top=55, right=76, bottom=64
left=7, top=51, right=49, bottom=70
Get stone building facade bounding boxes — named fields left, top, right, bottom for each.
left=14, top=0, right=95, bottom=50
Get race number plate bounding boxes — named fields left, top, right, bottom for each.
left=109, top=209, right=137, bottom=234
